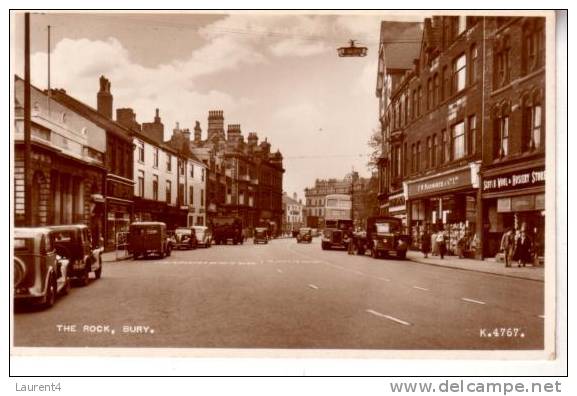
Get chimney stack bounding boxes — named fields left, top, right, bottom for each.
left=207, top=110, right=225, bottom=141
left=142, top=109, right=165, bottom=143
left=97, top=75, right=113, bottom=119
left=194, top=121, right=202, bottom=143
left=116, top=108, right=141, bottom=132
left=182, top=128, right=191, bottom=141
left=247, top=132, right=258, bottom=147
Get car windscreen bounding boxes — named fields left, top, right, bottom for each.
left=14, top=238, right=32, bottom=252
left=375, top=222, right=399, bottom=234
left=175, top=229, right=191, bottom=235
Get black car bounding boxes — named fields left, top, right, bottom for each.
left=253, top=227, right=269, bottom=244
left=48, top=225, right=103, bottom=286
left=296, top=227, right=312, bottom=243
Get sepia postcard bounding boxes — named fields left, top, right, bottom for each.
left=9, top=9, right=561, bottom=370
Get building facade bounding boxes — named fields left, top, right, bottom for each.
left=376, top=15, right=546, bottom=260
left=180, top=111, right=284, bottom=236
left=14, top=77, right=107, bottom=243
left=282, top=192, right=304, bottom=234
left=51, top=76, right=135, bottom=249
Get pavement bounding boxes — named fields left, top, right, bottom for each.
left=14, top=237, right=545, bottom=350
left=406, top=251, right=545, bottom=282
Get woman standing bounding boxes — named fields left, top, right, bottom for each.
left=421, top=227, right=431, bottom=258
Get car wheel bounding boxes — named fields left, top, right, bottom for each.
left=397, top=250, right=406, bottom=260
left=42, top=276, right=57, bottom=309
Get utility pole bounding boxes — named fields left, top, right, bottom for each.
left=24, top=12, right=32, bottom=226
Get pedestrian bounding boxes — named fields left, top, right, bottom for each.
left=517, top=230, right=533, bottom=267
left=347, top=227, right=355, bottom=255
left=421, top=228, right=431, bottom=258
left=500, top=227, right=515, bottom=268
left=436, top=230, right=447, bottom=259
left=457, top=233, right=467, bottom=259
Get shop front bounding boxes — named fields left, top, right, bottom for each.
left=405, top=163, right=481, bottom=256
left=481, top=163, right=545, bottom=261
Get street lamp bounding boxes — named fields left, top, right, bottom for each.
left=337, top=40, right=368, bottom=57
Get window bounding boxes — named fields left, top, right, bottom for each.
left=189, top=186, right=194, bottom=205
left=404, top=95, right=409, bottom=124
left=495, top=36, right=511, bottom=88
left=416, top=141, right=422, bottom=172
left=523, top=103, right=542, bottom=151
left=432, top=134, right=438, bottom=167
left=166, top=153, right=172, bottom=172
left=433, top=73, right=440, bottom=105
left=166, top=180, right=172, bottom=204
left=494, top=115, right=510, bottom=158
left=453, top=54, right=467, bottom=93
left=442, top=129, right=450, bottom=163
left=412, top=89, right=417, bottom=118
left=178, top=183, right=185, bottom=205
left=200, top=189, right=204, bottom=206
left=442, top=66, right=449, bottom=100
left=153, top=148, right=159, bottom=168
left=179, top=159, right=185, bottom=176
left=417, top=86, right=423, bottom=116
left=457, top=16, right=467, bottom=35
left=137, top=170, right=144, bottom=197
left=403, top=142, right=408, bottom=175
left=411, top=144, right=416, bottom=173
left=152, top=175, right=158, bottom=200
left=470, top=44, right=479, bottom=84
left=467, top=115, right=477, bottom=155
left=190, top=163, right=194, bottom=178
left=201, top=168, right=205, bottom=182
left=427, top=78, right=433, bottom=110
left=522, top=20, right=544, bottom=74
left=137, top=140, right=144, bottom=163
left=426, top=137, right=432, bottom=168
left=451, top=121, right=465, bottom=160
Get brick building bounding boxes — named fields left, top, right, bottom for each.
left=376, top=15, right=547, bottom=260
left=180, top=111, right=284, bottom=236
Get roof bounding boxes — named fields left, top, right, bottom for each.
left=14, top=227, right=53, bottom=237
left=282, top=194, right=301, bottom=206
left=46, top=224, right=89, bottom=231
left=379, top=21, right=423, bottom=70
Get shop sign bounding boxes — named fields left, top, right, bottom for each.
left=407, top=168, right=472, bottom=199
left=482, top=166, right=545, bottom=193
left=388, top=193, right=406, bottom=213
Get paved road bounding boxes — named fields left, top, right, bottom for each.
left=13, top=237, right=544, bottom=349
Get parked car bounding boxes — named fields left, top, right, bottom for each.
left=49, top=224, right=104, bottom=286
left=193, top=226, right=212, bottom=248
left=174, top=227, right=198, bottom=250
left=253, top=227, right=269, bottom=244
left=14, top=228, right=70, bottom=308
left=128, top=222, right=172, bottom=259
left=296, top=227, right=312, bottom=243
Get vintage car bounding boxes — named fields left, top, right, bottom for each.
left=296, top=227, right=312, bottom=243
left=193, top=226, right=212, bottom=248
left=14, top=228, right=70, bottom=308
left=128, top=222, right=172, bottom=259
left=173, top=227, right=198, bottom=250
left=253, top=227, right=269, bottom=244
left=49, top=224, right=104, bottom=286
left=212, top=216, right=244, bottom=245
left=351, top=216, right=411, bottom=259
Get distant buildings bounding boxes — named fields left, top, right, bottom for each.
left=375, top=16, right=546, bottom=260
left=282, top=192, right=304, bottom=234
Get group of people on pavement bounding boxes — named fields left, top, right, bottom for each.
left=420, top=226, right=479, bottom=260
left=420, top=228, right=448, bottom=259
left=500, top=225, right=535, bottom=268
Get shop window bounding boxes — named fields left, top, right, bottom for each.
left=137, top=170, right=144, bottom=197
left=467, top=115, right=477, bottom=155
left=452, top=54, right=467, bottom=93
left=152, top=175, right=158, bottom=201
left=451, top=121, right=465, bottom=160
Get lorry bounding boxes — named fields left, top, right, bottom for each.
left=211, top=216, right=244, bottom=245
left=350, top=216, right=411, bottom=259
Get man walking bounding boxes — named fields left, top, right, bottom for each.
left=500, top=227, right=515, bottom=268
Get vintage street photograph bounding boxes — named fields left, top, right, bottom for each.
left=10, top=10, right=556, bottom=356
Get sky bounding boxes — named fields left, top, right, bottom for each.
left=12, top=11, right=424, bottom=199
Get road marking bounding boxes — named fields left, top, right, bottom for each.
left=366, top=309, right=411, bottom=326
left=412, top=286, right=429, bottom=291
left=461, top=297, right=486, bottom=305
left=308, top=284, right=319, bottom=290
left=277, top=269, right=283, bottom=274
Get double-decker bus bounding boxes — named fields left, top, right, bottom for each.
left=324, top=194, right=352, bottom=229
